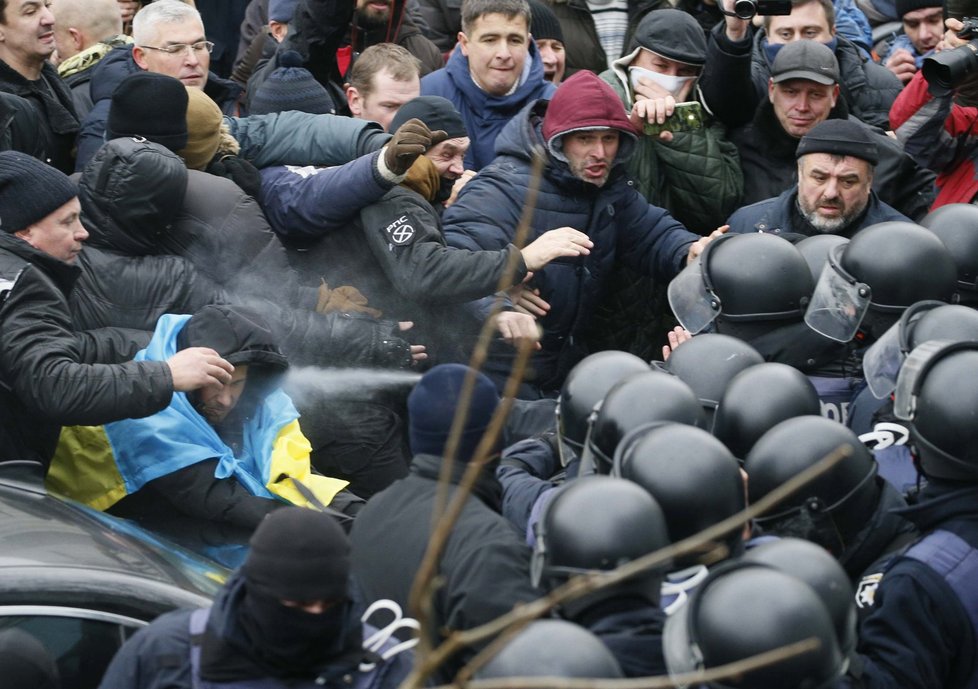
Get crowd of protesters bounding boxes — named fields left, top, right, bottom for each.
left=1, top=0, right=978, bottom=686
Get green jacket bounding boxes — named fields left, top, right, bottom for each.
left=600, top=64, right=743, bottom=235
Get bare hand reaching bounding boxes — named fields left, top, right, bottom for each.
left=167, top=347, right=235, bottom=392
left=494, top=311, right=542, bottom=350
left=521, top=227, right=593, bottom=271
left=661, top=326, right=693, bottom=361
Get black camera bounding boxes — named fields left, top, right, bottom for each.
left=922, top=17, right=978, bottom=93
left=727, top=0, right=791, bottom=19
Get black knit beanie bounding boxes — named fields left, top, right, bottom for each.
left=796, top=119, right=879, bottom=165
left=408, top=364, right=500, bottom=460
left=242, top=507, right=351, bottom=602
left=529, top=0, right=564, bottom=42
left=894, top=0, right=941, bottom=17
left=249, top=51, right=336, bottom=116
left=0, top=151, right=77, bottom=234
left=389, top=95, right=467, bottom=139
left=107, top=71, right=190, bottom=152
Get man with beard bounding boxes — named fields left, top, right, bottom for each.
left=246, top=0, right=441, bottom=115
left=50, top=304, right=356, bottom=530
left=97, top=506, right=412, bottom=689
left=726, top=119, right=908, bottom=237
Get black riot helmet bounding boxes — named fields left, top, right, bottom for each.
left=581, top=371, right=704, bottom=475
left=920, top=203, right=978, bottom=305
left=893, top=340, right=978, bottom=482
left=663, top=562, right=844, bottom=689
left=668, top=233, right=814, bottom=340
left=745, top=416, right=879, bottom=563
left=613, top=423, right=745, bottom=567
left=711, top=363, right=820, bottom=461
left=795, top=234, right=849, bottom=283
left=531, top=476, right=671, bottom=616
left=556, top=351, right=649, bottom=456
left=476, top=619, right=624, bottom=681
left=862, top=300, right=978, bottom=399
left=806, top=222, right=957, bottom=342
left=744, top=538, right=857, bottom=659
left=663, top=334, right=764, bottom=428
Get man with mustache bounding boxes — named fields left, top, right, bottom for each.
left=0, top=0, right=79, bottom=171
left=726, top=118, right=908, bottom=237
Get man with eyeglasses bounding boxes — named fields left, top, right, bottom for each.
left=75, top=0, right=244, bottom=169
left=0, top=0, right=80, bottom=172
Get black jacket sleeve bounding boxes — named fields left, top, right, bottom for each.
left=359, top=190, right=528, bottom=303
left=0, top=263, right=173, bottom=425
left=699, top=23, right=758, bottom=128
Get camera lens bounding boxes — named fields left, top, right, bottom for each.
left=922, top=41, right=978, bottom=91
left=733, top=0, right=757, bottom=19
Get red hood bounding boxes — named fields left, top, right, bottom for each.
left=542, top=70, right=637, bottom=146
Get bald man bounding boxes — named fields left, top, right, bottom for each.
left=54, top=0, right=129, bottom=116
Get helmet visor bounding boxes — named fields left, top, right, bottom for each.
left=804, top=246, right=871, bottom=343
left=892, top=339, right=953, bottom=421
left=668, top=255, right=721, bottom=334
left=861, top=320, right=904, bottom=399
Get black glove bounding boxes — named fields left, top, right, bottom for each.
left=384, top=118, right=448, bottom=176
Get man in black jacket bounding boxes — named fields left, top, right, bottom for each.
left=350, top=364, right=540, bottom=683
left=0, top=150, right=233, bottom=472
left=0, top=0, right=79, bottom=171
left=726, top=39, right=935, bottom=219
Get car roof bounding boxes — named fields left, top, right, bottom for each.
left=0, top=463, right=227, bottom=620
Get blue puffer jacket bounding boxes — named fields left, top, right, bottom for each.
left=443, top=99, right=697, bottom=393
left=421, top=42, right=556, bottom=171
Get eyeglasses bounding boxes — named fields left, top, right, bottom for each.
left=138, top=40, right=214, bottom=56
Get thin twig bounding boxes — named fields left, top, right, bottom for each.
left=405, top=152, right=547, bottom=684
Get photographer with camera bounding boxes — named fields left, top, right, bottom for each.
left=875, top=0, right=943, bottom=84
left=699, top=0, right=902, bottom=130
left=890, top=13, right=978, bottom=208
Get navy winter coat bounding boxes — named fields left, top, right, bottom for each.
left=443, top=100, right=697, bottom=392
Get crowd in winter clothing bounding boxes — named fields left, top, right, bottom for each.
left=3, top=0, right=978, bottom=686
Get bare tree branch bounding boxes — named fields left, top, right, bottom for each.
left=405, top=152, right=547, bottom=681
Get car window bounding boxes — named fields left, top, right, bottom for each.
left=0, top=607, right=146, bottom=689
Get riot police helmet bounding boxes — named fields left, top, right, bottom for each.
left=664, top=334, right=764, bottom=427
left=744, top=538, right=857, bottom=658
left=712, top=363, right=820, bottom=460
left=531, top=476, right=671, bottom=614
left=582, top=371, right=704, bottom=474
left=556, top=350, right=649, bottom=455
left=613, top=423, right=745, bottom=566
left=668, top=233, right=814, bottom=339
left=893, top=340, right=978, bottom=481
left=745, top=416, right=878, bottom=560
left=920, top=203, right=978, bottom=303
left=663, top=561, right=844, bottom=689
left=476, top=619, right=624, bottom=681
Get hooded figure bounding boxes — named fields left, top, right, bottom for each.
left=49, top=305, right=350, bottom=528
left=443, top=70, right=698, bottom=396
left=98, top=506, right=414, bottom=689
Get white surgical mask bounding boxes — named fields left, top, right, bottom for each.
left=628, top=66, right=695, bottom=98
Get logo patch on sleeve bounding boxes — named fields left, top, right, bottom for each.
left=385, top=215, right=416, bottom=246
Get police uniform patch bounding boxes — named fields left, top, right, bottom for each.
left=855, top=572, right=882, bottom=608
left=384, top=215, right=417, bottom=246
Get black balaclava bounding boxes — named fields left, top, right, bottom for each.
left=206, top=507, right=363, bottom=680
